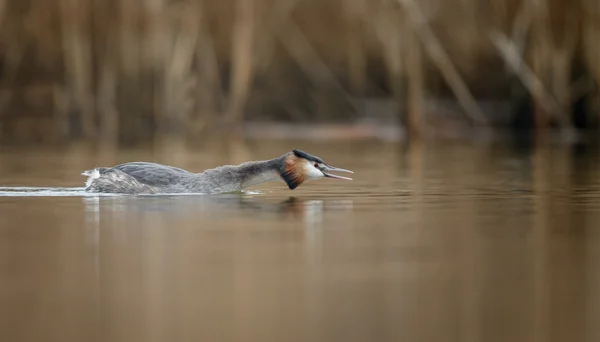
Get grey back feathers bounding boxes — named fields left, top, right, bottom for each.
left=110, top=162, right=191, bottom=188
left=86, top=168, right=160, bottom=194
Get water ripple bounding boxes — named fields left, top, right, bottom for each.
left=0, top=187, right=109, bottom=197
left=0, top=187, right=265, bottom=197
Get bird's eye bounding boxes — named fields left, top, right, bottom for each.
left=314, top=163, right=319, bottom=168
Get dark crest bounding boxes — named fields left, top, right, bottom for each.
left=292, top=149, right=325, bottom=164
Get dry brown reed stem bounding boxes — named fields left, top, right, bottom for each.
left=406, top=26, right=424, bottom=138
left=0, top=28, right=24, bottom=121
left=366, top=0, right=416, bottom=133
left=510, top=0, right=534, bottom=58
left=115, top=0, right=145, bottom=142
left=344, top=0, right=367, bottom=96
left=0, top=0, right=6, bottom=118
left=583, top=0, right=600, bottom=119
left=275, top=16, right=356, bottom=115
left=396, top=0, right=488, bottom=125
left=490, top=0, right=577, bottom=130
left=194, top=2, right=224, bottom=134
left=52, top=85, right=69, bottom=141
left=489, top=31, right=568, bottom=127
left=92, top=0, right=118, bottom=144
left=225, top=0, right=257, bottom=129
left=143, top=0, right=166, bottom=138
left=370, top=1, right=403, bottom=115
left=365, top=0, right=423, bottom=136
left=59, top=0, right=95, bottom=138
left=270, top=0, right=349, bottom=97
left=163, top=0, right=199, bottom=138
left=530, top=0, right=555, bottom=128
left=552, top=13, right=578, bottom=118
left=117, top=0, right=141, bottom=77
left=276, top=21, right=339, bottom=89
left=254, top=0, right=300, bottom=69
left=97, top=63, right=117, bottom=145
left=0, top=1, right=5, bottom=21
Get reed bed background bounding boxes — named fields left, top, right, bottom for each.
left=0, top=0, right=597, bottom=144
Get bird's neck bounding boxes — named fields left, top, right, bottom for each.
left=238, top=158, right=283, bottom=188
left=193, top=155, right=286, bottom=193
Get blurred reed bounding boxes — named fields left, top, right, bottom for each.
left=0, top=0, right=596, bottom=144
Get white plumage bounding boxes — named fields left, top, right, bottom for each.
left=82, top=169, right=101, bottom=188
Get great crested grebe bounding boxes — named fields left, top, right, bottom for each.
left=82, top=149, right=353, bottom=195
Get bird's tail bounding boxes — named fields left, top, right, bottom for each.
left=81, top=168, right=106, bottom=188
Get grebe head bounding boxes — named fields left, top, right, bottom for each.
left=280, top=149, right=353, bottom=189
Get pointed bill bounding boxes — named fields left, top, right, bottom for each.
left=322, top=165, right=353, bottom=180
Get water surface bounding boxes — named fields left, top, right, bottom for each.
left=1, top=140, right=599, bottom=342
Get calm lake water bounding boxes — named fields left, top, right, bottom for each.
left=1, top=139, right=599, bottom=342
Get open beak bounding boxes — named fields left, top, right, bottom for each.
left=322, top=165, right=353, bottom=180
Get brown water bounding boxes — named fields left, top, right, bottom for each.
left=1, top=139, right=599, bottom=342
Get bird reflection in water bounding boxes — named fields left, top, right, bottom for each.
left=82, top=195, right=353, bottom=231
